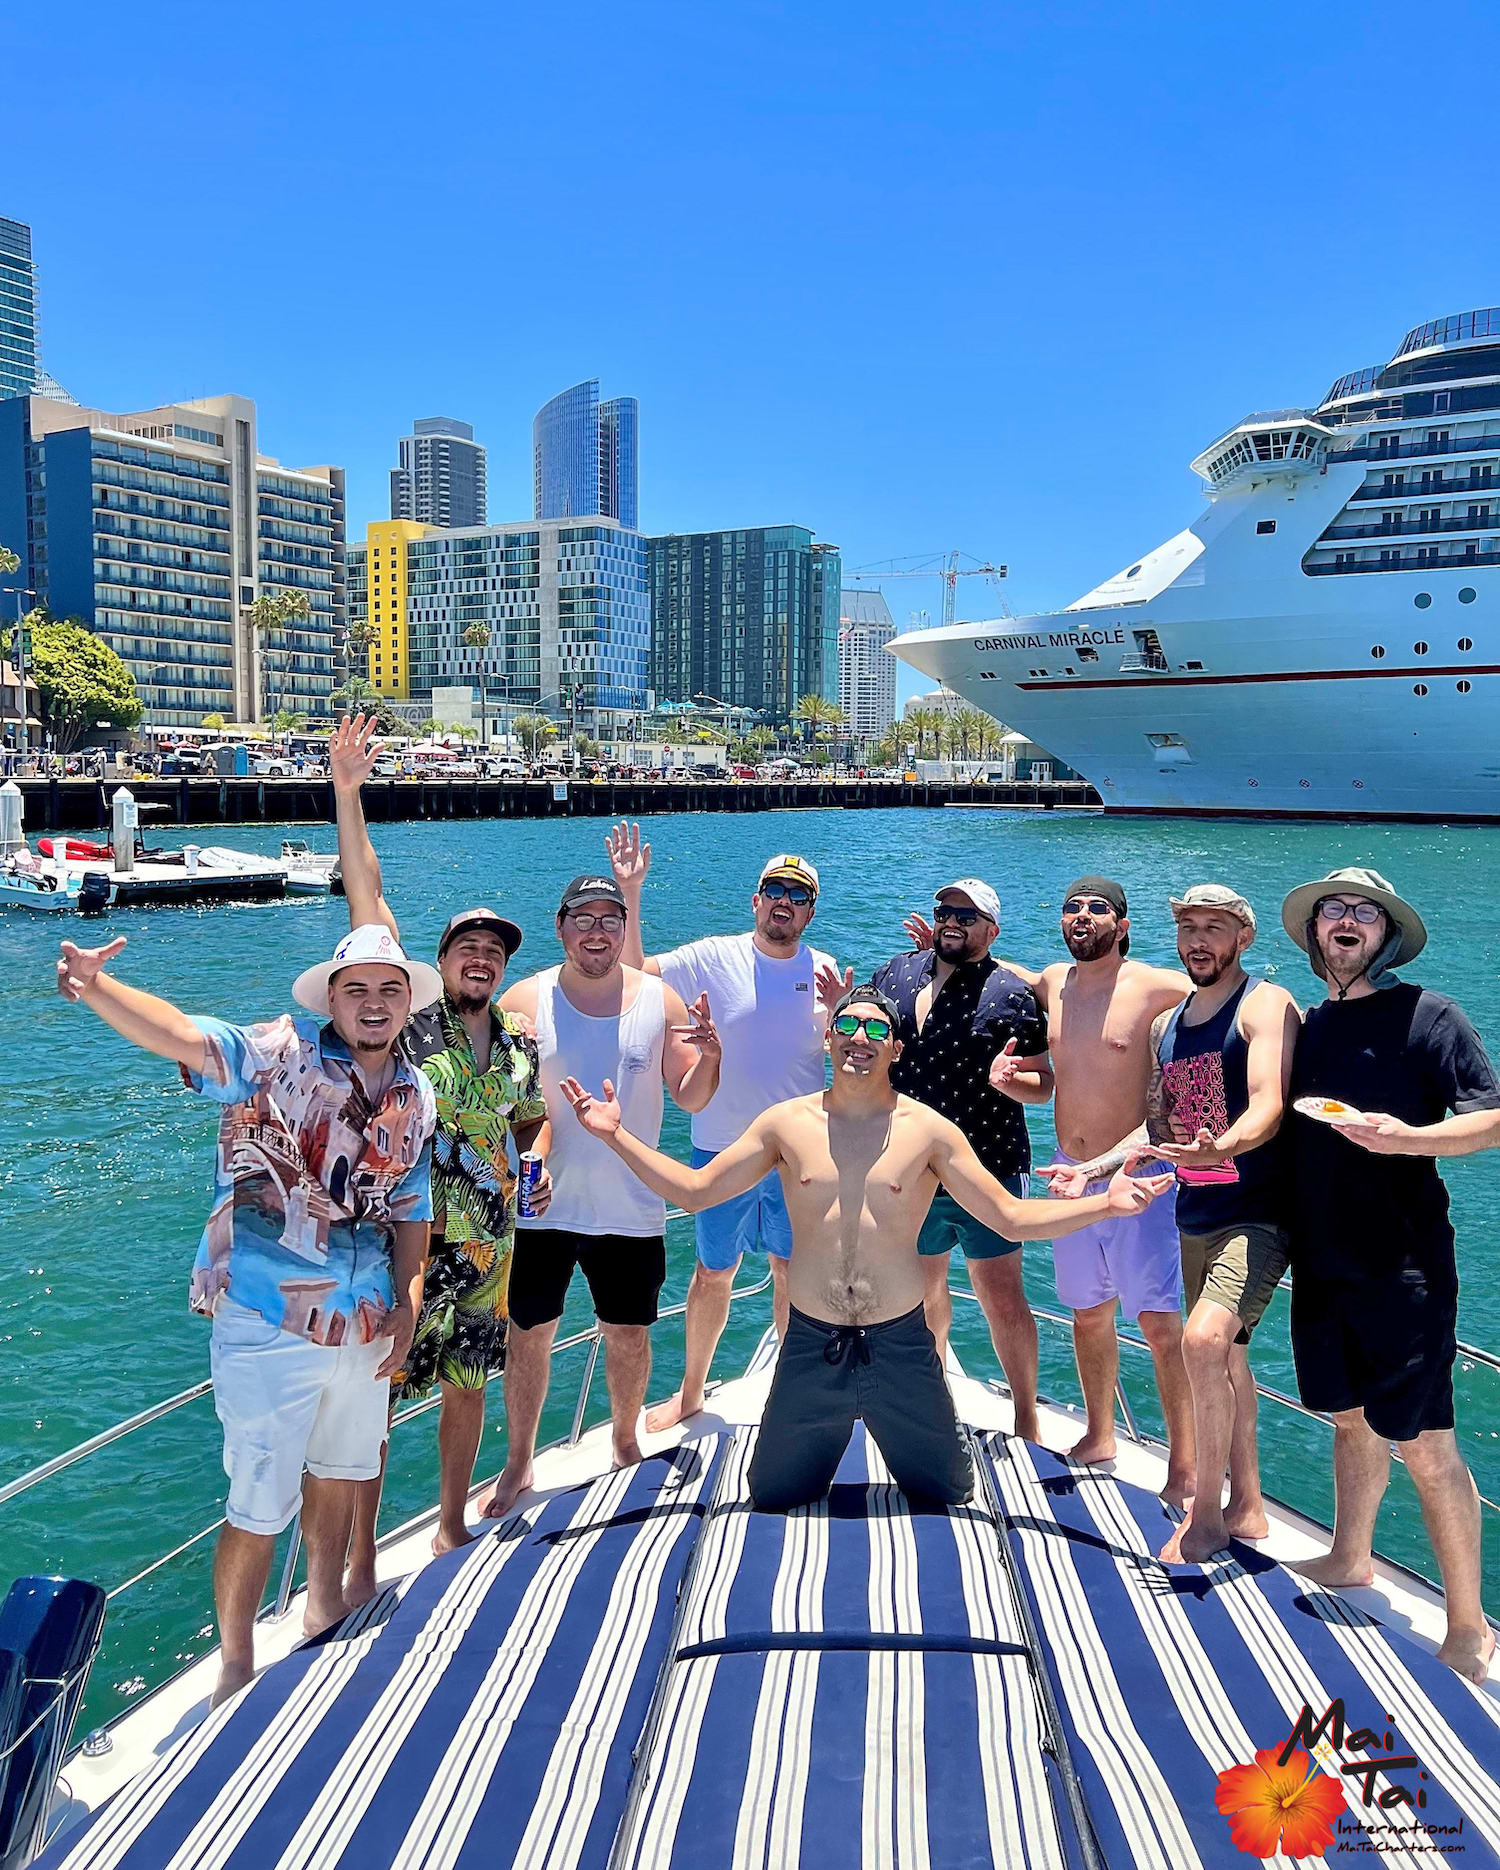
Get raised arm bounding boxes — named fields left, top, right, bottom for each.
left=329, top=713, right=401, bottom=941
left=606, top=821, right=652, bottom=970
left=932, top=1118, right=1171, bottom=1240
left=56, top=936, right=208, bottom=1074
left=661, top=982, right=722, bottom=1112
left=560, top=1077, right=779, bottom=1209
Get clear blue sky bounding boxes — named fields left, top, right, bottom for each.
left=10, top=0, right=1499, bottom=700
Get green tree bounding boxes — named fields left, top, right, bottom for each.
left=330, top=676, right=402, bottom=735
left=794, top=693, right=842, bottom=745
left=29, top=617, right=144, bottom=753
left=512, top=712, right=558, bottom=758
left=462, top=621, right=493, bottom=745
left=249, top=589, right=314, bottom=722
left=0, top=544, right=19, bottom=578
left=202, top=711, right=227, bottom=731
left=901, top=706, right=940, bottom=759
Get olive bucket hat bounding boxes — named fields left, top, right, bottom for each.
left=1280, top=866, right=1427, bottom=989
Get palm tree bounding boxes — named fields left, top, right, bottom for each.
left=511, top=713, right=558, bottom=759
left=902, top=705, right=939, bottom=759
left=794, top=693, right=842, bottom=747
left=248, top=589, right=314, bottom=724
left=463, top=622, right=492, bottom=747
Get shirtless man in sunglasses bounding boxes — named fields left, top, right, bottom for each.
left=559, top=982, right=1172, bottom=1511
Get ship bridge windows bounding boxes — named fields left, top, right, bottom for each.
left=1192, top=421, right=1330, bottom=489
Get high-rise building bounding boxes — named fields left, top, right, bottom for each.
left=838, top=587, right=898, bottom=741
left=0, top=392, right=345, bottom=727
left=348, top=514, right=648, bottom=718
left=645, top=525, right=841, bottom=722
left=389, top=416, right=487, bottom=529
left=0, top=219, right=39, bottom=402
left=533, top=380, right=638, bottom=530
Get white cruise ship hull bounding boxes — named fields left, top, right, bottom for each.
left=893, top=313, right=1500, bottom=821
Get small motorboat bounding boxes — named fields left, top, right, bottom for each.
left=0, top=852, right=80, bottom=912
left=37, top=837, right=111, bottom=862
left=280, top=837, right=335, bottom=896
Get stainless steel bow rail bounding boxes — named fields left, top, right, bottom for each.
left=0, top=1269, right=1495, bottom=1694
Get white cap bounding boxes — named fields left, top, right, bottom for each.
left=292, top=923, right=444, bottom=1016
left=935, top=877, right=1001, bottom=925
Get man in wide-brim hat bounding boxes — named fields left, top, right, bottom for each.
left=56, top=920, right=439, bottom=1704
left=1280, top=865, right=1499, bottom=1682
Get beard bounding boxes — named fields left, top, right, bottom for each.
left=452, top=989, right=492, bottom=1015
left=758, top=918, right=798, bottom=948
left=352, top=1034, right=392, bottom=1055
left=570, top=946, right=617, bottom=979
left=1065, top=925, right=1118, bottom=962
left=1318, top=933, right=1375, bottom=980
left=1184, top=952, right=1233, bottom=986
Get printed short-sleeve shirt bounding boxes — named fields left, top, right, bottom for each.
left=872, top=951, right=1047, bottom=1180
left=404, top=996, right=547, bottom=1249
left=183, top=1014, right=437, bottom=1344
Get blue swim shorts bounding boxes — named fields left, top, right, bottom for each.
left=692, top=1147, right=793, bottom=1271
left=917, top=1178, right=1028, bottom=1261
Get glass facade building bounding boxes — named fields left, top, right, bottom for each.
left=349, top=514, right=648, bottom=718
left=645, top=525, right=841, bottom=722
left=533, top=380, right=639, bottom=530
left=0, top=391, right=344, bottom=727
left=390, top=416, right=487, bottom=528
left=0, top=218, right=38, bottom=402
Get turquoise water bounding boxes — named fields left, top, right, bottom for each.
left=4, top=807, right=1499, bottom=1729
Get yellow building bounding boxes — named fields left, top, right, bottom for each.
left=359, top=519, right=430, bottom=700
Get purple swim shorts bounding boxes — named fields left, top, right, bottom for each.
left=1048, top=1148, right=1182, bottom=1320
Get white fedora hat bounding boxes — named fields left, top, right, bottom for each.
left=292, top=923, right=444, bottom=1017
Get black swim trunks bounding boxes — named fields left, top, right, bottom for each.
left=1290, top=1272, right=1457, bottom=1443
left=507, top=1226, right=667, bottom=1331
left=748, top=1303, right=973, bottom=1510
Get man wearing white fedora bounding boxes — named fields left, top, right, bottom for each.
left=56, top=923, right=440, bottom=1705
left=1281, top=866, right=1500, bottom=1683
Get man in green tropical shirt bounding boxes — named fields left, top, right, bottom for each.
left=331, top=716, right=552, bottom=1585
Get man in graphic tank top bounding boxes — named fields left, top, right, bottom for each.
left=476, top=873, right=722, bottom=1521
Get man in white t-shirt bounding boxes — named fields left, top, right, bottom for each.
left=610, top=826, right=838, bottom=1431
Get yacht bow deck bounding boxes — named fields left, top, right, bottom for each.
left=33, top=1353, right=1500, bottom=1870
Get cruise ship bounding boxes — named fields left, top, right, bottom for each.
left=892, top=307, right=1500, bottom=820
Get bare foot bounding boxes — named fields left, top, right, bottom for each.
left=1161, top=1514, right=1230, bottom=1564
left=210, top=1658, right=255, bottom=1709
left=302, top=1595, right=349, bottom=1643
left=1292, top=1550, right=1376, bottom=1591
left=432, top=1521, right=475, bottom=1558
left=343, top=1567, right=378, bottom=1610
left=1068, top=1432, right=1117, bottom=1467
left=612, top=1440, right=644, bottom=1470
left=644, top=1389, right=703, bottom=1434
left=1436, top=1622, right=1495, bottom=1685
left=476, top=1460, right=533, bottom=1520
left=1160, top=1471, right=1195, bottom=1513
left=1224, top=1501, right=1269, bottom=1541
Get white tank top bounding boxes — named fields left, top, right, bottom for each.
left=521, top=966, right=667, bottom=1237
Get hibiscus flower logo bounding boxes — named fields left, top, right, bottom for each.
left=1215, top=1745, right=1348, bottom=1858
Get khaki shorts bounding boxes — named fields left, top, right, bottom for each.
left=1179, top=1221, right=1289, bottom=1344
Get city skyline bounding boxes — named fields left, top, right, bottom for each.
left=5, top=1, right=1500, bottom=707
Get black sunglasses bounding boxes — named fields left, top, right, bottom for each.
left=1062, top=897, right=1115, bottom=918
left=760, top=881, right=814, bottom=906
left=933, top=904, right=983, bottom=927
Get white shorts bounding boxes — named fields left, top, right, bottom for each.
left=210, top=1300, right=390, bottom=1535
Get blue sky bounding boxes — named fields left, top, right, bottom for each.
left=9, top=0, right=1499, bottom=700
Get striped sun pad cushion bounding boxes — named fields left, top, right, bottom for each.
left=982, top=1433, right=1500, bottom=1870
left=41, top=1439, right=722, bottom=1870
left=615, top=1424, right=1079, bottom=1870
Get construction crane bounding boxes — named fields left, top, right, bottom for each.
left=847, top=550, right=1008, bottom=629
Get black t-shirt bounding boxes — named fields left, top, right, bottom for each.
left=872, top=950, right=1047, bottom=1180
left=1288, top=982, right=1500, bottom=1288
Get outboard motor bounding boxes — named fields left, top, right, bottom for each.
left=0, top=1576, right=106, bottom=1870
left=76, top=874, right=111, bottom=917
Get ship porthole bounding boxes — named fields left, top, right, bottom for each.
left=1353, top=779, right=1365, bottom=788
left=1413, top=683, right=1428, bottom=696
left=1458, top=680, right=1472, bottom=694
left=1414, top=592, right=1433, bottom=609
left=1370, top=645, right=1385, bottom=659
left=1247, top=778, right=1259, bottom=787
left=1413, top=641, right=1429, bottom=655
left=1298, top=778, right=1311, bottom=788
left=1459, top=637, right=1473, bottom=651
left=1459, top=587, right=1477, bottom=604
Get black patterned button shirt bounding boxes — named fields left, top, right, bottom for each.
left=871, top=951, right=1048, bottom=1179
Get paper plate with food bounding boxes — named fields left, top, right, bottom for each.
left=1293, top=1095, right=1368, bottom=1126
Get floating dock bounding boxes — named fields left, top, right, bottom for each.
left=59, top=856, right=291, bottom=907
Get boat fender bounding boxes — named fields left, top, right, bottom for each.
left=0, top=1575, right=106, bottom=1870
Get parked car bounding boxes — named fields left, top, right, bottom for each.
left=248, top=755, right=294, bottom=777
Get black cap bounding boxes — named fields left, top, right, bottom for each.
left=438, top=906, right=523, bottom=959
left=831, top=981, right=902, bottom=1027
left=1062, top=876, right=1130, bottom=956
left=558, top=874, right=628, bottom=915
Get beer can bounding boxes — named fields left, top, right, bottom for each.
left=516, top=1152, right=544, bottom=1219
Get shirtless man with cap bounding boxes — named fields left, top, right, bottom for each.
left=1011, top=878, right=1195, bottom=1503
left=559, top=982, right=1172, bottom=1510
